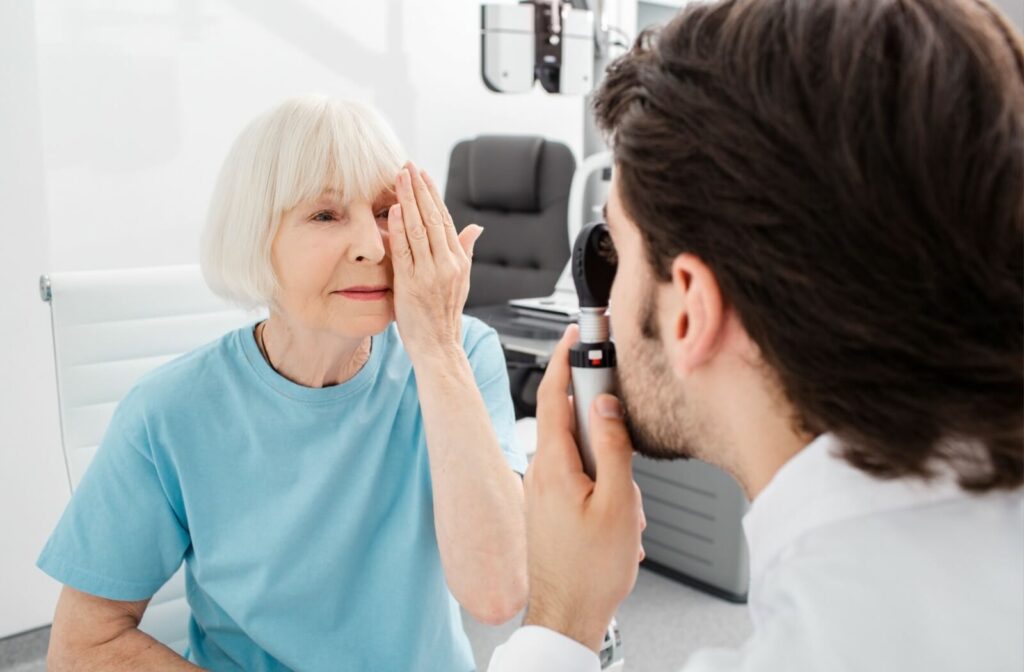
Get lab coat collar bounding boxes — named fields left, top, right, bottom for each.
left=742, top=432, right=968, bottom=588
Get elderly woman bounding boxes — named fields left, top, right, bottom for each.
left=38, top=95, right=528, bottom=671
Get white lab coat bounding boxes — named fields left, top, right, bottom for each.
left=489, top=433, right=1024, bottom=671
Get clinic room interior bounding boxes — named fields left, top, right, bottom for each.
left=2, top=0, right=1023, bottom=671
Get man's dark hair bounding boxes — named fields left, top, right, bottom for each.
left=594, top=0, right=1024, bottom=491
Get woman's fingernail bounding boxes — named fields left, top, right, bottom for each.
left=596, top=395, right=623, bottom=419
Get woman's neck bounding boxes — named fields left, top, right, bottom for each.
left=258, top=314, right=372, bottom=389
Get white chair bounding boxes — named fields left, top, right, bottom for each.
left=40, top=265, right=262, bottom=655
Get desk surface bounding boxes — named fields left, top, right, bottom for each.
left=467, top=304, right=568, bottom=361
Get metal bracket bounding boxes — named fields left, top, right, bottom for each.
left=39, top=274, right=51, bottom=302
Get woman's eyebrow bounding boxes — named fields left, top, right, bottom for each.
left=374, top=189, right=398, bottom=205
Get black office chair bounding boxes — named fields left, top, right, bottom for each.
left=445, top=135, right=575, bottom=418
left=444, top=135, right=575, bottom=308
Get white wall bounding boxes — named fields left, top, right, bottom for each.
left=34, top=0, right=585, bottom=272
left=1, top=0, right=584, bottom=639
left=0, top=1, right=68, bottom=639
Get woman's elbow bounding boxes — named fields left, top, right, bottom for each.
left=466, top=573, right=528, bottom=626
left=47, top=634, right=85, bottom=672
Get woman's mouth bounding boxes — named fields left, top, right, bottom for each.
left=334, top=286, right=391, bottom=301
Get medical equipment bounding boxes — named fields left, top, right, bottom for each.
left=508, top=151, right=612, bottom=320
left=481, top=1, right=595, bottom=95
left=599, top=618, right=624, bottom=670
left=569, top=221, right=617, bottom=478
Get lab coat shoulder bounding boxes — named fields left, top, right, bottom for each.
left=678, top=548, right=855, bottom=672
left=685, top=490, right=1024, bottom=672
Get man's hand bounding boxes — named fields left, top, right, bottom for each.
left=523, top=324, right=646, bottom=652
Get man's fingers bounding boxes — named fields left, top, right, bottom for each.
left=537, top=324, right=579, bottom=436
left=395, top=168, right=431, bottom=265
left=588, top=394, right=637, bottom=501
left=534, top=324, right=584, bottom=475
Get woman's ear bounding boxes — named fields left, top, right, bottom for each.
left=665, top=253, right=725, bottom=377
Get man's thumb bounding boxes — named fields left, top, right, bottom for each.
left=589, top=394, right=634, bottom=492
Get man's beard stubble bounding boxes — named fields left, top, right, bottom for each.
left=616, top=293, right=705, bottom=462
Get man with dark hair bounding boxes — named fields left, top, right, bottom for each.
left=489, top=0, right=1023, bottom=669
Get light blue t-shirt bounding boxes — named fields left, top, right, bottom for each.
left=38, top=316, right=526, bottom=671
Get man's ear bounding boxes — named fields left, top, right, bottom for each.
left=662, top=254, right=725, bottom=377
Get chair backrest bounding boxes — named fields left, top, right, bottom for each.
left=41, top=264, right=261, bottom=654
left=445, top=135, right=575, bottom=307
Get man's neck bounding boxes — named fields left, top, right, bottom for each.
left=737, top=423, right=812, bottom=500
left=703, top=368, right=813, bottom=500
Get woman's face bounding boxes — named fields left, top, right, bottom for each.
left=270, top=187, right=397, bottom=337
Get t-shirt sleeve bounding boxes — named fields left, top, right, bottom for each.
left=464, top=319, right=529, bottom=475
left=36, top=388, right=190, bottom=601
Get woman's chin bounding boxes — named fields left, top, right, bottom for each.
left=330, top=311, right=394, bottom=338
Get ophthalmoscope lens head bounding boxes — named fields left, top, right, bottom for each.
left=572, top=222, right=617, bottom=309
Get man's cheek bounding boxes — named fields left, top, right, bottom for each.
left=609, top=270, right=629, bottom=337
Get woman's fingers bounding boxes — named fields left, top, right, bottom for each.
left=457, top=225, right=484, bottom=259
left=406, top=164, right=451, bottom=263
left=395, top=168, right=431, bottom=266
left=421, top=169, right=462, bottom=257
left=387, top=204, right=413, bottom=272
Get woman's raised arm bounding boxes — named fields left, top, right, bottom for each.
left=387, top=162, right=528, bottom=626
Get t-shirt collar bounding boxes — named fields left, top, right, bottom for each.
left=238, top=321, right=385, bottom=404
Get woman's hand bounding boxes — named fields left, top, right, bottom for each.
left=388, top=161, right=482, bottom=362
left=388, top=163, right=526, bottom=622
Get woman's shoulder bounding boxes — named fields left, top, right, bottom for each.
left=460, top=314, right=500, bottom=351
left=384, top=315, right=498, bottom=358
left=122, top=326, right=248, bottom=416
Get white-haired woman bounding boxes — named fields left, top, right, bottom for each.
left=39, top=95, right=528, bottom=671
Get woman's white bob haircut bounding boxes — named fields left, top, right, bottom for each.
left=201, top=94, right=406, bottom=308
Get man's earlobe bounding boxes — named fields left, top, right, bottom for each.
left=671, top=254, right=725, bottom=376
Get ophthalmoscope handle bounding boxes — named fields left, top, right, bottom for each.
left=570, top=339, right=617, bottom=480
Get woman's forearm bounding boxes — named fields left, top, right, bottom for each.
left=412, top=346, right=528, bottom=625
left=50, top=628, right=201, bottom=672
left=49, top=588, right=202, bottom=672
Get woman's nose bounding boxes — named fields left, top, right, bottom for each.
left=350, top=211, right=386, bottom=264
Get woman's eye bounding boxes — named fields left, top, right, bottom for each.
left=311, top=211, right=338, bottom=223
left=375, top=208, right=391, bottom=220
